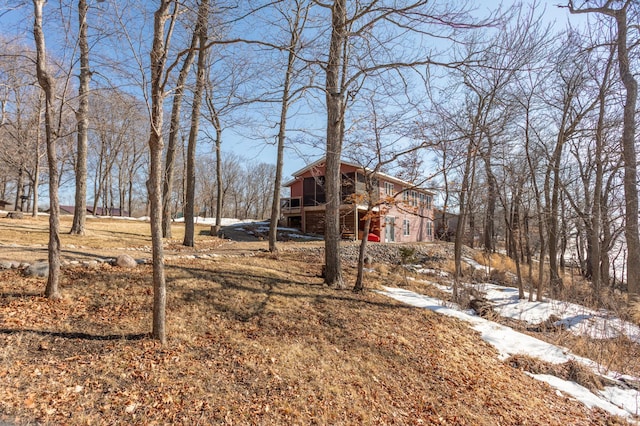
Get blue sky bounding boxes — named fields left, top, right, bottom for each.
left=0, top=0, right=591, bottom=205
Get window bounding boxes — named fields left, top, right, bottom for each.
left=303, top=176, right=325, bottom=206
left=341, top=172, right=356, bottom=203
left=402, top=189, right=409, bottom=202
left=426, top=195, right=432, bottom=210
left=384, top=181, right=394, bottom=196
left=410, top=190, right=418, bottom=207
left=427, top=220, right=433, bottom=238
left=403, top=219, right=410, bottom=236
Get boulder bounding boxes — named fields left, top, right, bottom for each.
left=116, top=254, right=137, bottom=268
left=24, top=262, right=49, bottom=278
left=6, top=211, right=24, bottom=219
left=0, top=260, right=13, bottom=269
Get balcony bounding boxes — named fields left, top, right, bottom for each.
left=281, top=197, right=302, bottom=214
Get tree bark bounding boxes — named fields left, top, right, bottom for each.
left=183, top=0, right=209, bottom=248
left=567, top=0, right=640, bottom=302
left=214, top=119, right=223, bottom=234
left=614, top=9, right=640, bottom=301
left=324, top=0, right=347, bottom=289
left=148, top=0, right=175, bottom=344
left=269, top=5, right=304, bottom=253
left=71, top=0, right=90, bottom=235
left=162, top=29, right=197, bottom=238
left=32, top=0, right=61, bottom=299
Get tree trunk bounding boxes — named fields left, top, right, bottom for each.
left=183, top=0, right=209, bottom=248
left=269, top=16, right=300, bottom=252
left=482, top=142, right=496, bottom=253
left=354, top=209, right=372, bottom=292
left=214, top=123, right=223, bottom=234
left=324, top=0, right=347, bottom=289
left=33, top=0, right=61, bottom=299
left=162, top=29, right=197, bottom=238
left=70, top=0, right=89, bottom=235
left=614, top=10, right=640, bottom=302
left=454, top=139, right=477, bottom=300
left=546, top=127, right=568, bottom=297
left=32, top=93, right=42, bottom=218
left=15, top=167, right=23, bottom=211
left=148, top=0, right=175, bottom=345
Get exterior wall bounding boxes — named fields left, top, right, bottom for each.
left=383, top=203, right=434, bottom=243
left=376, top=176, right=434, bottom=243
left=290, top=180, right=303, bottom=198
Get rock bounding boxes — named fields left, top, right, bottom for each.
left=469, top=298, right=494, bottom=317
left=6, top=211, right=23, bottom=219
left=0, top=260, right=13, bottom=269
left=24, top=262, right=49, bottom=278
left=116, top=254, right=137, bottom=268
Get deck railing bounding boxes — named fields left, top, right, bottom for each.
left=280, top=197, right=302, bottom=214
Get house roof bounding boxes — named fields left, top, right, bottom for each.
left=284, top=157, right=435, bottom=195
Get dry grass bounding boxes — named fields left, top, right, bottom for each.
left=472, top=251, right=513, bottom=271
left=0, top=250, right=623, bottom=425
left=507, top=355, right=614, bottom=392
left=0, top=218, right=631, bottom=424
left=0, top=216, right=213, bottom=249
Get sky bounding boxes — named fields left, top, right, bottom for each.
left=0, top=0, right=593, bottom=205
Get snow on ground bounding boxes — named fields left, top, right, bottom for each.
left=381, top=286, right=640, bottom=419
left=531, top=374, right=631, bottom=418
left=425, top=279, right=640, bottom=343
left=172, top=217, right=260, bottom=226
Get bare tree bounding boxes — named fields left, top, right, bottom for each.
left=183, top=0, right=210, bottom=247
left=268, top=0, right=310, bottom=253
left=568, top=0, right=640, bottom=302
left=344, top=93, right=431, bottom=292
left=161, top=31, right=197, bottom=238
left=32, top=0, right=61, bottom=299
left=318, top=1, right=492, bottom=289
left=70, top=0, right=90, bottom=235
left=147, top=0, right=178, bottom=344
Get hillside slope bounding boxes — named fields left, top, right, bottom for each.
left=0, top=243, right=626, bottom=425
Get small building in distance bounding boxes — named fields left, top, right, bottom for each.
left=281, top=159, right=435, bottom=243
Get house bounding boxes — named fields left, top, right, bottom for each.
left=281, top=159, right=435, bottom=243
left=88, top=206, right=129, bottom=217
left=59, top=205, right=76, bottom=215
left=434, top=208, right=458, bottom=241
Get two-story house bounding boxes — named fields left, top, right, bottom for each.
left=281, top=159, right=435, bottom=243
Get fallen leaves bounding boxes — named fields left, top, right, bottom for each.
left=0, top=252, right=629, bottom=425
